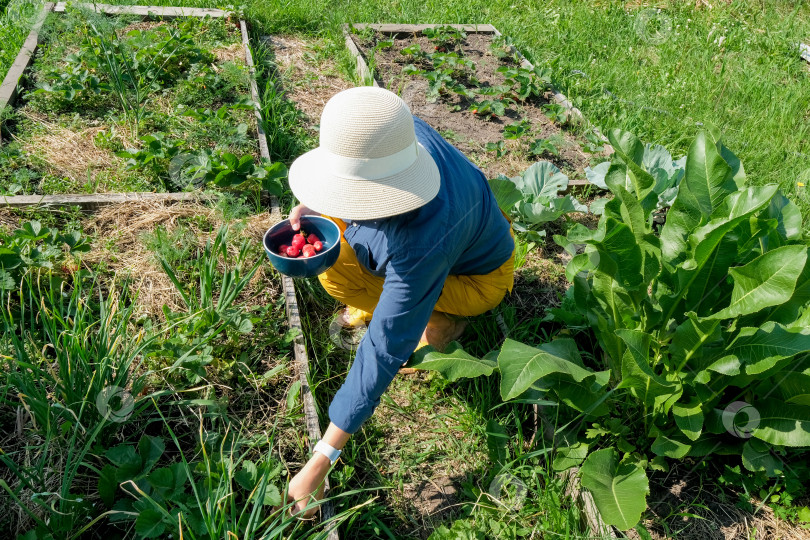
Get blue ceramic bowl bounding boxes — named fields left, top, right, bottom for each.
left=263, top=216, right=341, bottom=278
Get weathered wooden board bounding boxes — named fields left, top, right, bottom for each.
left=801, top=43, right=810, bottom=64
left=0, top=191, right=212, bottom=210
left=0, top=3, right=54, bottom=115
left=256, top=28, right=338, bottom=537
left=53, top=2, right=230, bottom=18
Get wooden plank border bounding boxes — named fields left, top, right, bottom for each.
left=342, top=23, right=600, bottom=189
left=53, top=2, right=230, bottom=18
left=801, top=43, right=810, bottom=64
left=1, top=7, right=340, bottom=537
left=0, top=2, right=54, bottom=115
left=0, top=191, right=211, bottom=210
left=243, top=21, right=339, bottom=539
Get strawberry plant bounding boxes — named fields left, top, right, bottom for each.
left=497, top=65, right=551, bottom=101
left=503, top=119, right=531, bottom=140
left=413, top=129, right=810, bottom=531
left=489, top=34, right=517, bottom=60
left=0, top=220, right=89, bottom=289
left=429, top=51, right=475, bottom=79
left=469, top=98, right=511, bottom=119
left=400, top=43, right=425, bottom=59
left=543, top=103, right=569, bottom=124
left=422, top=25, right=466, bottom=51
left=485, top=140, right=506, bottom=158
left=423, top=69, right=454, bottom=102
left=488, top=162, right=586, bottom=240
left=529, top=137, right=560, bottom=158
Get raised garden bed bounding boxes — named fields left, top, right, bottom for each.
left=345, top=23, right=610, bottom=181
left=0, top=5, right=274, bottom=195
left=0, top=5, right=339, bottom=538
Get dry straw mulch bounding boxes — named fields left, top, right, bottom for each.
left=81, top=200, right=280, bottom=319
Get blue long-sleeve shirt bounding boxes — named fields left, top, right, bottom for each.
left=328, top=116, right=514, bottom=434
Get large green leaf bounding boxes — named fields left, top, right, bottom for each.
left=775, top=373, right=810, bottom=407
left=488, top=177, right=523, bottom=213
left=580, top=448, right=649, bottom=531
left=498, top=338, right=592, bottom=401
left=515, top=161, right=568, bottom=199
left=617, top=329, right=681, bottom=413
left=763, top=253, right=810, bottom=325
left=660, top=131, right=736, bottom=266
left=518, top=195, right=586, bottom=225
left=751, top=398, right=810, bottom=447
left=708, top=322, right=810, bottom=377
left=651, top=432, right=691, bottom=458
left=742, top=439, right=784, bottom=476
left=686, top=185, right=778, bottom=268
left=672, top=398, right=704, bottom=441
left=669, top=313, right=722, bottom=373
left=708, top=245, right=807, bottom=320
left=409, top=342, right=496, bottom=382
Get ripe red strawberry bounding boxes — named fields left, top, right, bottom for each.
left=302, top=245, right=316, bottom=258
left=307, top=233, right=320, bottom=245
left=313, top=240, right=323, bottom=252
left=279, top=244, right=290, bottom=256
left=286, top=246, right=300, bottom=257
left=291, top=234, right=306, bottom=249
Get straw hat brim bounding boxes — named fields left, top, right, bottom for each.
left=289, top=142, right=441, bottom=221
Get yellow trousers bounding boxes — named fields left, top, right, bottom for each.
left=318, top=217, right=515, bottom=321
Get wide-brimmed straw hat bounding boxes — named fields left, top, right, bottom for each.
left=288, top=87, right=440, bottom=221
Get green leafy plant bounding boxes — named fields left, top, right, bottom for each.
left=400, top=43, right=425, bottom=59
left=1, top=274, right=155, bottom=539
left=542, top=103, right=569, bottom=124
left=585, top=139, right=685, bottom=209
left=580, top=131, right=606, bottom=154
left=485, top=140, right=506, bottom=158
left=0, top=220, right=89, bottom=289
left=422, top=25, right=466, bottom=51
left=149, top=226, right=262, bottom=384
left=411, top=129, right=810, bottom=531
left=497, top=65, right=551, bottom=101
left=97, top=432, right=289, bottom=539
left=529, top=138, right=560, bottom=158
left=185, top=151, right=287, bottom=192
left=503, top=119, right=531, bottom=140
left=469, top=98, right=511, bottom=120
left=489, top=34, right=517, bottom=60
left=488, top=162, right=586, bottom=240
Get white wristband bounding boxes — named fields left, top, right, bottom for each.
left=313, top=440, right=341, bottom=465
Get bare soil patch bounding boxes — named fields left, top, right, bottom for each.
left=353, top=31, right=604, bottom=179
left=265, top=35, right=353, bottom=135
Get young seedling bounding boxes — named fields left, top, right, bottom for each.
left=580, top=132, right=606, bottom=153
left=543, top=103, right=569, bottom=125
left=489, top=34, right=516, bottom=60
left=375, top=38, right=394, bottom=50
left=469, top=97, right=512, bottom=120
left=485, top=140, right=507, bottom=158
left=503, top=119, right=532, bottom=140
left=422, top=25, right=467, bottom=51
left=497, top=65, right=552, bottom=101
left=529, top=138, right=560, bottom=158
